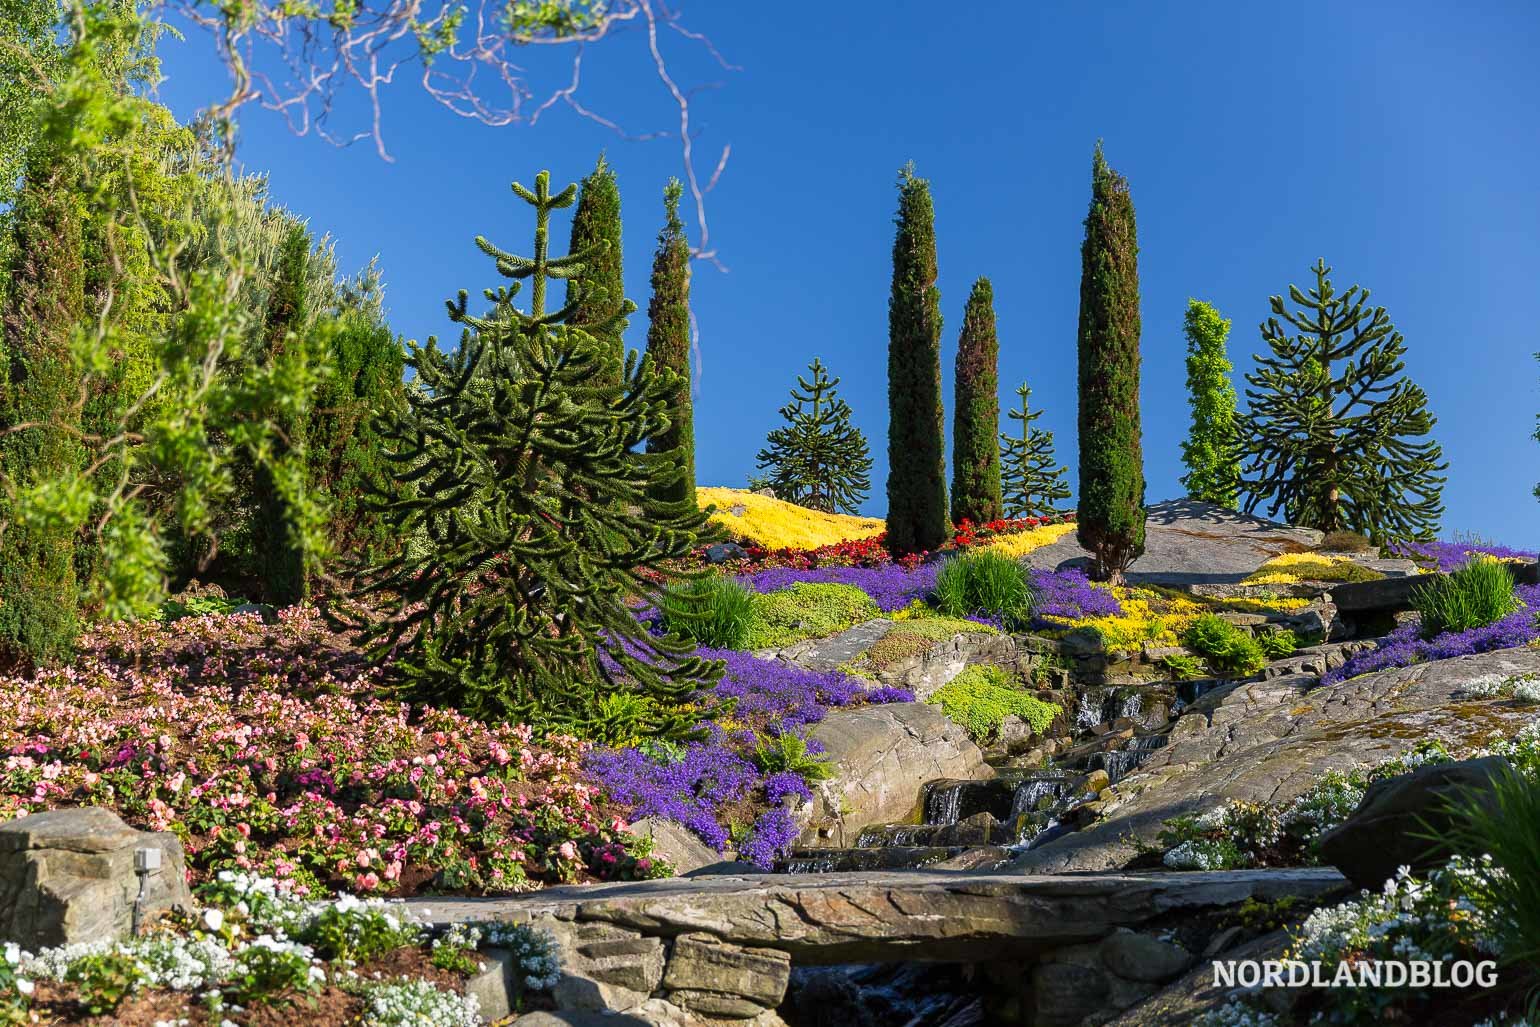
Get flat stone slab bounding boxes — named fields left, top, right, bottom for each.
left=403, top=868, right=1345, bottom=965
left=1021, top=499, right=1324, bottom=586
left=763, top=619, right=894, bottom=672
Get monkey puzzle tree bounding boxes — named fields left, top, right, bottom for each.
left=886, top=163, right=948, bottom=554
left=1179, top=299, right=1241, bottom=508
left=950, top=277, right=1003, bottom=525
left=1240, top=259, right=1446, bottom=543
left=566, top=153, right=626, bottom=386
left=1075, top=143, right=1145, bottom=583
left=644, top=178, right=695, bottom=507
left=755, top=358, right=872, bottom=515
left=351, top=170, right=720, bottom=740
left=1001, top=383, right=1071, bottom=519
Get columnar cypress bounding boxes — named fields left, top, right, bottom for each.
left=247, top=221, right=312, bottom=604
left=0, top=153, right=85, bottom=671
left=886, top=163, right=949, bottom=555
left=644, top=179, right=696, bottom=508
left=1075, top=143, right=1145, bottom=583
left=1178, top=299, right=1241, bottom=508
left=950, top=276, right=1004, bottom=525
left=567, top=154, right=626, bottom=386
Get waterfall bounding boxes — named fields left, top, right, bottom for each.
left=924, top=781, right=967, bottom=826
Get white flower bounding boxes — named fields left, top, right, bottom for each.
left=202, top=908, right=225, bottom=932
left=14, top=978, right=34, bottom=995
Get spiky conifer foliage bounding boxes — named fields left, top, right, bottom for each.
left=644, top=179, right=695, bottom=507
left=351, top=170, right=720, bottom=737
left=1001, top=383, right=1071, bottom=519
left=1178, top=299, right=1241, bottom=508
left=755, top=358, right=873, bottom=515
left=0, top=151, right=85, bottom=672
left=1240, top=259, right=1446, bottom=543
left=951, top=277, right=1003, bottom=525
left=886, top=163, right=948, bottom=554
left=566, top=154, right=626, bottom=386
left=1075, top=142, right=1145, bottom=583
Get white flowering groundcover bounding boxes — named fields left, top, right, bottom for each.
left=0, top=871, right=561, bottom=1025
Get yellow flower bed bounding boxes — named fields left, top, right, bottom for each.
left=1042, top=586, right=1208, bottom=650
left=983, top=521, right=1077, bottom=559
left=697, top=487, right=884, bottom=550
left=1242, top=552, right=1384, bottom=586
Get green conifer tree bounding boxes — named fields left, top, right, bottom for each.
left=886, top=163, right=948, bottom=554
left=1001, top=383, right=1071, bottom=519
left=755, top=358, right=873, bottom=515
left=566, top=154, right=626, bottom=386
left=1240, top=259, right=1447, bottom=542
left=1178, top=299, right=1241, bottom=508
left=0, top=151, right=85, bottom=672
left=352, top=171, right=719, bottom=738
left=951, top=277, right=1004, bottom=525
left=644, top=179, right=695, bottom=508
left=1075, top=142, right=1145, bottom=583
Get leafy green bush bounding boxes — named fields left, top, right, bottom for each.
left=660, top=574, right=756, bottom=649
left=1182, top=614, right=1266, bottom=677
left=1257, top=629, right=1298, bottom=660
left=753, top=733, right=835, bottom=781
left=222, top=943, right=321, bottom=1007
left=1412, top=556, right=1521, bottom=638
left=933, top=550, right=1036, bottom=629
left=742, top=582, right=879, bottom=649
left=65, top=952, right=145, bottom=1015
left=1319, top=530, right=1373, bottom=553
left=1160, top=650, right=1205, bottom=680
left=1445, top=764, right=1540, bottom=977
left=926, top=665, right=1060, bottom=742
left=158, top=594, right=251, bottom=622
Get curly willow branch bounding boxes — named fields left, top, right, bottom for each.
left=153, top=0, right=734, bottom=265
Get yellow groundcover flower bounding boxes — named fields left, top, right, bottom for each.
left=1243, top=552, right=1384, bottom=586
left=982, top=522, right=1078, bottom=559
left=697, top=488, right=884, bottom=550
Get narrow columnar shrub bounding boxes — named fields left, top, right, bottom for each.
left=1075, top=142, right=1145, bottom=583
left=933, top=550, right=1037, bottom=629
left=660, top=574, right=756, bottom=650
left=1183, top=613, right=1266, bottom=678
left=950, top=277, right=1004, bottom=525
left=644, top=179, right=696, bottom=507
left=928, top=665, right=1060, bottom=742
left=1178, top=299, right=1241, bottom=508
left=1412, top=557, right=1521, bottom=638
left=567, top=153, right=627, bottom=386
left=885, top=162, right=949, bottom=555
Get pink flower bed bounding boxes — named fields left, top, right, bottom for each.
left=0, top=608, right=655, bottom=897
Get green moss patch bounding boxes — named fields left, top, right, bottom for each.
left=743, top=582, right=880, bottom=649
left=864, top=614, right=998, bottom=671
left=927, top=665, right=1060, bottom=742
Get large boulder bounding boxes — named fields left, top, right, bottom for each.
left=798, top=702, right=989, bottom=847
left=0, top=807, right=191, bottom=949
left=1318, top=756, right=1510, bottom=889
left=1013, top=647, right=1540, bottom=873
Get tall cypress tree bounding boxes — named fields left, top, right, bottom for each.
left=1001, top=383, right=1071, bottom=519
left=756, top=358, right=873, bottom=515
left=1178, top=299, right=1241, bottom=508
left=0, top=152, right=85, bottom=672
left=1240, top=259, right=1446, bottom=542
left=644, top=179, right=695, bottom=507
left=567, top=154, right=626, bottom=386
left=352, top=171, right=719, bottom=739
left=247, top=220, right=313, bottom=604
left=1075, top=142, right=1145, bottom=584
left=886, top=163, right=948, bottom=554
left=951, top=276, right=1004, bottom=525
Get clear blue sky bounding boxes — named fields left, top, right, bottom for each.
left=156, top=1, right=1540, bottom=545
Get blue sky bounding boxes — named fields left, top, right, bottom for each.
left=156, top=1, right=1540, bottom=545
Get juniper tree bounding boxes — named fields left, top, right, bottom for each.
left=1001, top=383, right=1071, bottom=519
left=1076, top=143, right=1145, bottom=583
left=566, top=154, right=626, bottom=386
left=350, top=170, right=720, bottom=739
left=756, top=358, right=872, bottom=515
left=951, top=277, right=1004, bottom=525
left=1240, top=259, right=1447, bottom=543
left=1178, top=299, right=1241, bottom=508
left=644, top=179, right=695, bottom=507
left=886, top=163, right=948, bottom=554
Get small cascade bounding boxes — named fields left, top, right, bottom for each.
left=1087, top=732, right=1168, bottom=784
left=924, top=781, right=966, bottom=826
left=1007, top=774, right=1073, bottom=820
left=1075, top=686, right=1143, bottom=730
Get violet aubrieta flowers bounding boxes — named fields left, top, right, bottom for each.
left=737, top=563, right=939, bottom=613
left=1390, top=540, right=1538, bottom=573
left=1030, top=568, right=1124, bottom=620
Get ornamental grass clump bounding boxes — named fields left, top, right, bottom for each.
left=926, top=665, right=1059, bottom=742
left=1413, top=556, right=1523, bottom=638
left=933, top=550, right=1037, bottom=630
left=1445, top=764, right=1540, bottom=976
left=1182, top=614, right=1266, bottom=678
left=660, top=574, right=756, bottom=649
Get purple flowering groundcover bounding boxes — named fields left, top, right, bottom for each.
left=1390, top=540, right=1538, bottom=574
left=737, top=563, right=939, bottom=613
